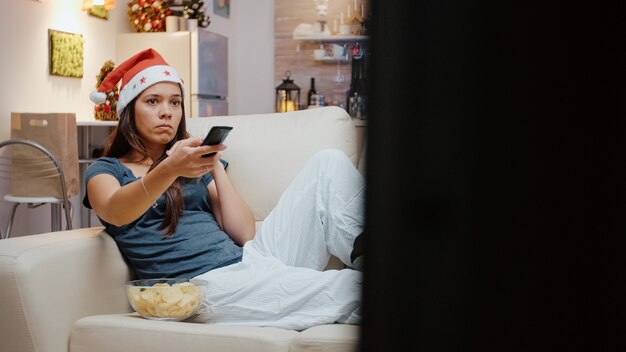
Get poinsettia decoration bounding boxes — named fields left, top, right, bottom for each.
left=127, top=0, right=171, bottom=32
left=94, top=60, right=119, bottom=121
left=183, top=0, right=210, bottom=28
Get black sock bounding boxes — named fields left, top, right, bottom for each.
left=350, top=232, right=364, bottom=263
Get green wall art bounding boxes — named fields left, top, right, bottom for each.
left=49, top=29, right=84, bottom=78
left=89, top=6, right=109, bottom=20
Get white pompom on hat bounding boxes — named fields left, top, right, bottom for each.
left=89, top=48, right=184, bottom=115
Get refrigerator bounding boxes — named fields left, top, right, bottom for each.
left=116, top=29, right=228, bottom=117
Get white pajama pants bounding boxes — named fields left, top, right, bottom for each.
left=192, top=149, right=365, bottom=330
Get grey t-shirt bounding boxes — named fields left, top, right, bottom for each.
left=83, top=157, right=243, bottom=279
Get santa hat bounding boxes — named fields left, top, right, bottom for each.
left=90, top=48, right=184, bottom=115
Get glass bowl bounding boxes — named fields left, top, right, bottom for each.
left=125, top=278, right=207, bottom=321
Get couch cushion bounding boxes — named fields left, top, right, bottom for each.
left=290, top=324, right=359, bottom=352
left=70, top=314, right=300, bottom=352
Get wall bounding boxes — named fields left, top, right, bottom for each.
left=0, top=0, right=274, bottom=237
left=0, top=0, right=129, bottom=142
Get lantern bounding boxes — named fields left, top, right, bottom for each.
left=275, top=71, right=301, bottom=112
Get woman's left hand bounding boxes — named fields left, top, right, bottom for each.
left=163, top=137, right=226, bottom=177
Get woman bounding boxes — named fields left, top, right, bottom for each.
left=84, top=48, right=364, bottom=330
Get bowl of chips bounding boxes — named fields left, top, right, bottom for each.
left=126, top=278, right=207, bottom=321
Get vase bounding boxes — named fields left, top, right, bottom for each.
left=166, top=16, right=179, bottom=32
left=187, top=18, right=198, bottom=32
left=179, top=16, right=188, bottom=31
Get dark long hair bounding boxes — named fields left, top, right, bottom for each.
left=103, top=95, right=188, bottom=238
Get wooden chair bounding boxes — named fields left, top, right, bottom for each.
left=0, top=139, right=73, bottom=239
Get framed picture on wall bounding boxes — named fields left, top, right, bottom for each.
left=48, top=29, right=84, bottom=78
left=214, top=0, right=230, bottom=18
left=88, top=5, right=109, bottom=20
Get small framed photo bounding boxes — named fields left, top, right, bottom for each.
left=214, top=0, right=230, bottom=18
left=48, top=29, right=84, bottom=78
left=88, top=6, right=109, bottom=20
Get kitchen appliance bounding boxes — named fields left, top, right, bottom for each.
left=116, top=29, right=228, bottom=117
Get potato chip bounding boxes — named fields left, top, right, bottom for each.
left=160, top=287, right=184, bottom=304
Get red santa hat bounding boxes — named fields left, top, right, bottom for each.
left=90, top=48, right=184, bottom=115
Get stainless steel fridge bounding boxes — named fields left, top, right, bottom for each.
left=116, top=29, right=229, bottom=117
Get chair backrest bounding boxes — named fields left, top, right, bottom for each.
left=0, top=139, right=73, bottom=231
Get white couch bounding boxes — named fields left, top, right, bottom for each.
left=0, top=106, right=364, bottom=352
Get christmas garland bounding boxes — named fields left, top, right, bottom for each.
left=127, top=0, right=171, bottom=32
left=94, top=60, right=119, bottom=121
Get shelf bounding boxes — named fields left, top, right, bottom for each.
left=313, top=55, right=349, bottom=63
left=77, top=120, right=118, bottom=126
left=293, top=34, right=368, bottom=42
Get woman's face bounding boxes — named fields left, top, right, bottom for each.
left=133, top=81, right=183, bottom=148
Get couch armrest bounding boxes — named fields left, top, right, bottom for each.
left=0, top=227, right=132, bottom=352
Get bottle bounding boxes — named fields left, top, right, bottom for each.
left=307, top=77, right=317, bottom=107
left=346, top=53, right=365, bottom=118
